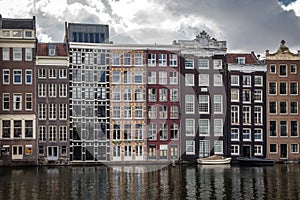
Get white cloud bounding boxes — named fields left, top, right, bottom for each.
left=281, top=0, right=300, bottom=16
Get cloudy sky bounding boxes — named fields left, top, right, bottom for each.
left=1, top=0, right=300, bottom=56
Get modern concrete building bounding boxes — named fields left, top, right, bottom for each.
left=227, top=53, right=267, bottom=160
left=0, top=16, right=37, bottom=166
left=266, top=41, right=300, bottom=162
left=36, top=43, right=69, bottom=164
left=175, top=31, right=228, bottom=162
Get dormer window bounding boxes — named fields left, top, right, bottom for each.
left=237, top=57, right=245, bottom=65
left=25, top=31, right=33, bottom=38
left=48, top=44, right=56, bottom=56
left=12, top=30, right=22, bottom=37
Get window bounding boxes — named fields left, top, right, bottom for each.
left=158, top=54, right=167, bottom=66
left=49, top=69, right=56, bottom=78
left=2, top=47, right=9, bottom=60
left=59, top=126, right=67, bottom=142
left=290, top=82, right=298, bottom=95
left=199, top=74, right=209, bottom=86
left=59, top=69, right=67, bottom=79
left=237, top=57, right=245, bottom=64
left=254, top=76, right=263, bottom=86
left=72, top=52, right=81, bottom=64
left=280, top=101, right=287, bottom=114
left=123, top=53, right=131, bottom=66
left=25, top=120, right=33, bottom=138
left=112, top=71, right=121, bottom=84
left=254, top=90, right=263, bottom=102
left=213, top=59, right=222, bottom=69
left=214, top=119, right=223, bottom=136
left=13, top=30, right=22, bottom=37
left=159, top=106, right=167, bottom=119
left=124, top=124, right=132, bottom=140
left=231, top=105, right=239, bottom=124
left=199, top=119, right=209, bottom=136
left=231, top=145, right=239, bottom=155
left=13, top=94, right=22, bottom=110
left=148, top=145, right=157, bottom=159
left=148, top=88, right=157, bottom=102
left=159, top=88, right=168, bottom=102
left=112, top=53, right=120, bottom=65
left=3, top=93, right=10, bottom=111
left=170, top=54, right=178, bottom=67
left=134, top=71, right=143, bottom=84
left=214, top=74, right=222, bottom=86
left=134, top=53, right=143, bottom=66
left=159, top=71, right=167, bottom=84
left=49, top=104, right=57, bottom=120
left=198, top=59, right=209, bottom=69
left=214, top=140, right=223, bottom=154
left=185, top=95, right=194, bottom=114
left=231, top=75, right=239, bottom=86
left=291, top=144, right=299, bottom=153
left=123, top=71, right=132, bottom=84
left=243, top=76, right=251, bottom=87
left=231, top=89, right=239, bottom=102
left=280, top=65, right=287, bottom=76
left=269, top=82, right=277, bottom=94
left=254, top=106, right=263, bottom=125
left=243, top=129, right=251, bottom=141
left=113, top=124, right=121, bottom=140
left=280, top=121, right=287, bottom=136
left=169, top=71, right=178, bottom=85
left=185, top=59, right=194, bottom=69
left=12, top=145, right=23, bottom=159
left=148, top=106, right=157, bottom=119
left=38, top=104, right=46, bottom=120
left=123, top=88, right=132, bottom=101
left=170, top=123, right=179, bottom=140
left=231, top=128, right=239, bottom=141
left=254, top=145, right=263, bottom=156
left=39, top=126, right=46, bottom=142
left=243, top=106, right=251, bottom=124
left=25, top=70, right=32, bottom=84
left=112, top=89, right=121, bottom=101
left=48, top=84, right=57, bottom=97
left=135, top=106, right=143, bottom=119
left=291, top=121, right=298, bottom=137
left=2, top=120, right=11, bottom=138
left=269, top=102, right=277, bottom=114
left=25, top=48, right=32, bottom=61
left=148, top=124, right=157, bottom=140
left=214, top=95, right=222, bottom=114
left=170, top=106, right=179, bottom=119
left=59, top=104, right=67, bottom=120
left=13, top=70, right=22, bottom=84
left=13, top=48, right=22, bottom=61
left=254, top=129, right=263, bottom=141
left=135, top=88, right=143, bottom=101
left=59, top=84, right=67, bottom=97
left=112, top=106, right=121, bottom=119
left=13, top=120, right=22, bottom=138
left=159, top=124, right=168, bottom=140
left=186, top=140, right=195, bottom=155
left=148, top=71, right=156, bottom=84
left=25, top=93, right=32, bottom=110
left=199, top=140, right=210, bottom=158
left=280, top=82, right=287, bottom=95
left=124, top=106, right=132, bottom=119
left=270, top=121, right=277, bottom=137
left=199, top=95, right=209, bottom=114
left=170, top=89, right=178, bottom=102
left=242, top=90, right=251, bottom=102
left=291, top=102, right=298, bottom=114
left=3, top=69, right=10, bottom=84
left=270, top=144, right=277, bottom=153
left=186, top=119, right=195, bottom=136
left=38, top=68, right=46, bottom=78
left=270, top=64, right=276, bottom=74
left=49, top=126, right=57, bottom=142
left=148, top=54, right=156, bottom=66
left=290, top=64, right=297, bottom=74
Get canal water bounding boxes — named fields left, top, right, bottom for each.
left=0, top=164, right=300, bottom=200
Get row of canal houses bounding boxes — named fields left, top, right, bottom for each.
left=0, top=16, right=299, bottom=166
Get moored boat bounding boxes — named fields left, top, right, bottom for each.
left=237, top=157, right=274, bottom=166
left=197, top=155, right=232, bottom=165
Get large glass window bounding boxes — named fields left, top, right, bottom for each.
left=186, top=119, right=195, bottom=136
left=185, top=95, right=194, bottom=114
left=13, top=48, right=22, bottom=61
left=199, top=95, right=209, bottom=114
left=199, top=119, right=209, bottom=136
left=2, top=47, right=10, bottom=61
left=214, top=95, right=222, bottom=114
left=13, top=70, right=22, bottom=84
left=199, top=74, right=209, bottom=86
left=198, top=59, right=209, bottom=69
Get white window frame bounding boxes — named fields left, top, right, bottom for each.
left=25, top=48, right=32, bottom=61
left=199, top=95, right=209, bottom=114
left=231, top=128, right=239, bottom=141
left=170, top=54, right=178, bottom=67
left=13, top=48, right=22, bottom=61
left=214, top=119, right=223, bottom=136
left=199, top=119, right=209, bottom=136
left=198, top=59, right=209, bottom=69
left=3, top=69, right=10, bottom=84
left=13, top=69, right=22, bottom=84
left=148, top=71, right=156, bottom=84
left=213, top=59, right=222, bottom=69
left=231, top=89, right=239, bottom=102
left=158, top=54, right=167, bottom=66
left=231, top=145, right=239, bottom=155
left=185, top=119, right=195, bottom=136
left=254, top=145, right=263, bottom=156
left=185, top=95, right=195, bottom=114
left=231, top=75, right=239, bottom=86
left=185, top=59, right=194, bottom=69
left=243, top=128, right=251, bottom=141
left=214, top=74, right=223, bottom=86
left=185, top=74, right=194, bottom=86
left=186, top=140, right=195, bottom=155
left=214, top=140, right=223, bottom=154
left=3, top=47, right=10, bottom=61
left=199, top=74, right=209, bottom=86
left=169, top=71, right=178, bottom=85
left=214, top=95, right=223, bottom=114
left=159, top=71, right=167, bottom=85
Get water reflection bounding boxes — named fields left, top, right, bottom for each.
left=0, top=165, right=300, bottom=199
